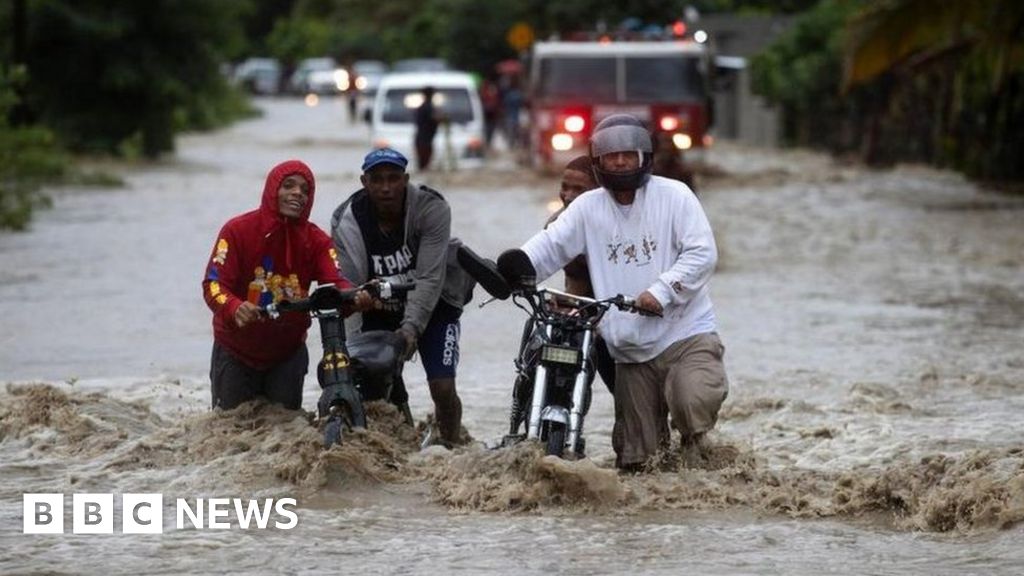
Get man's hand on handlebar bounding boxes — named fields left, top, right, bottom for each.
left=352, top=289, right=377, bottom=312
left=234, top=301, right=265, bottom=328
left=340, top=289, right=377, bottom=317
left=634, top=291, right=664, bottom=317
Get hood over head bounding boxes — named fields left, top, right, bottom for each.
left=257, top=160, right=318, bottom=271
left=260, top=159, right=316, bottom=222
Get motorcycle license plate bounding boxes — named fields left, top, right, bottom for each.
left=541, top=345, right=580, bottom=366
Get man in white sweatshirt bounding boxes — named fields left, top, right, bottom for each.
left=517, top=114, right=729, bottom=470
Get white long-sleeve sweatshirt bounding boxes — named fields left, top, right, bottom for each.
left=522, top=175, right=718, bottom=363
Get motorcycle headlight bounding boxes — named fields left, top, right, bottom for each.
left=541, top=345, right=580, bottom=366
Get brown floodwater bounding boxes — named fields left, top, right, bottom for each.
left=1, top=97, right=1022, bottom=574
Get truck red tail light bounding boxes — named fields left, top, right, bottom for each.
left=659, top=115, right=680, bottom=132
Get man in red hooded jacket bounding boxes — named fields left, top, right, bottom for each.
left=202, top=159, right=368, bottom=410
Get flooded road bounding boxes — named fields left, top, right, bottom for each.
left=1, top=97, right=1022, bottom=574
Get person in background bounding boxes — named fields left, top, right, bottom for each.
left=545, top=155, right=616, bottom=394
left=414, top=86, right=440, bottom=170
left=480, top=77, right=501, bottom=151
left=500, top=77, right=523, bottom=149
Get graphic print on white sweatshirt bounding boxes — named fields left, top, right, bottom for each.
left=606, top=233, right=658, bottom=267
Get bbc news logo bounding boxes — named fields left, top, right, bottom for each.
left=23, top=494, right=298, bottom=534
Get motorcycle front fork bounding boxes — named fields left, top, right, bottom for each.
left=565, top=329, right=593, bottom=454
left=316, top=312, right=364, bottom=426
left=525, top=327, right=593, bottom=456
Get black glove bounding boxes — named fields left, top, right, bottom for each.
left=496, top=248, right=536, bottom=289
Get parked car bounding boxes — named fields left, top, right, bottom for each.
left=308, top=68, right=349, bottom=94
left=288, top=57, right=342, bottom=94
left=370, top=71, right=485, bottom=169
left=233, top=57, right=282, bottom=95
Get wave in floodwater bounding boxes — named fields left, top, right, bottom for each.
left=3, top=382, right=1022, bottom=534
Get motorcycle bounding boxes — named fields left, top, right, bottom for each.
left=457, top=246, right=652, bottom=458
left=265, top=279, right=414, bottom=447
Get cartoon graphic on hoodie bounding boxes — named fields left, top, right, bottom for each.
left=202, top=159, right=354, bottom=369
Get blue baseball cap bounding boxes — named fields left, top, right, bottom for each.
left=361, top=147, right=409, bottom=172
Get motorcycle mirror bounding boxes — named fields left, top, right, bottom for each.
left=457, top=245, right=511, bottom=300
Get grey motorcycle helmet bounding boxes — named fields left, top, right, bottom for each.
left=589, top=114, right=654, bottom=192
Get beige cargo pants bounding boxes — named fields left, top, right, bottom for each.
left=612, top=332, right=729, bottom=468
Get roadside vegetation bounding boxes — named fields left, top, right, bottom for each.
left=0, top=67, right=61, bottom=230
left=2, top=0, right=1020, bottom=229
left=0, top=0, right=255, bottom=229
left=751, top=0, right=1024, bottom=183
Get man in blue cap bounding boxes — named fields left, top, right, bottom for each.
left=331, top=148, right=474, bottom=446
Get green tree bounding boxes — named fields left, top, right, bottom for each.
left=266, top=17, right=336, bottom=64
left=842, top=0, right=1024, bottom=179
left=24, top=0, right=249, bottom=157
left=0, top=66, right=64, bottom=230
left=749, top=0, right=863, bottom=151
left=238, top=0, right=298, bottom=58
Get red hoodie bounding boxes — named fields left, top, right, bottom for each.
left=202, top=160, right=353, bottom=369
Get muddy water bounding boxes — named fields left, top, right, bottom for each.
left=1, top=97, right=1022, bottom=574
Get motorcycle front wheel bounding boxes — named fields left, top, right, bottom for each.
left=323, top=416, right=345, bottom=448
left=544, top=422, right=566, bottom=458
left=323, top=401, right=360, bottom=448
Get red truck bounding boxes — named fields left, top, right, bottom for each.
left=525, top=39, right=713, bottom=170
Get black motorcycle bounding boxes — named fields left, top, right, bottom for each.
left=457, top=246, right=651, bottom=458
left=266, top=279, right=414, bottom=447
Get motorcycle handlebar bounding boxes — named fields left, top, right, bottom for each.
left=265, top=279, right=415, bottom=318
left=611, top=294, right=663, bottom=317
left=526, top=287, right=662, bottom=318
left=374, top=281, right=415, bottom=300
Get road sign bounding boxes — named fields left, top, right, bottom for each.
left=506, top=22, right=535, bottom=51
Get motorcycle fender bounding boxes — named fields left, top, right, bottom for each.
left=539, top=405, right=569, bottom=426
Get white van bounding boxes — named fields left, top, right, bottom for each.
left=370, top=71, right=485, bottom=170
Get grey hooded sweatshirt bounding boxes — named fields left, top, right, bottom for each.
left=331, top=182, right=473, bottom=338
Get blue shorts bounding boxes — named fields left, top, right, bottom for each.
left=417, top=301, right=462, bottom=380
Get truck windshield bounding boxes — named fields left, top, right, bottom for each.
left=381, top=88, right=475, bottom=123
left=625, top=56, right=705, bottom=101
left=537, top=57, right=616, bottom=102
left=536, top=55, right=706, bottom=103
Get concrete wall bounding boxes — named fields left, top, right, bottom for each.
left=698, top=14, right=795, bottom=148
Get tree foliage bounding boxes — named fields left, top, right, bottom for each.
left=842, top=0, right=1024, bottom=179
left=749, top=1, right=863, bottom=150
left=22, top=0, right=250, bottom=157
left=751, top=0, right=1024, bottom=182
left=0, top=66, right=63, bottom=230
left=266, top=0, right=722, bottom=74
